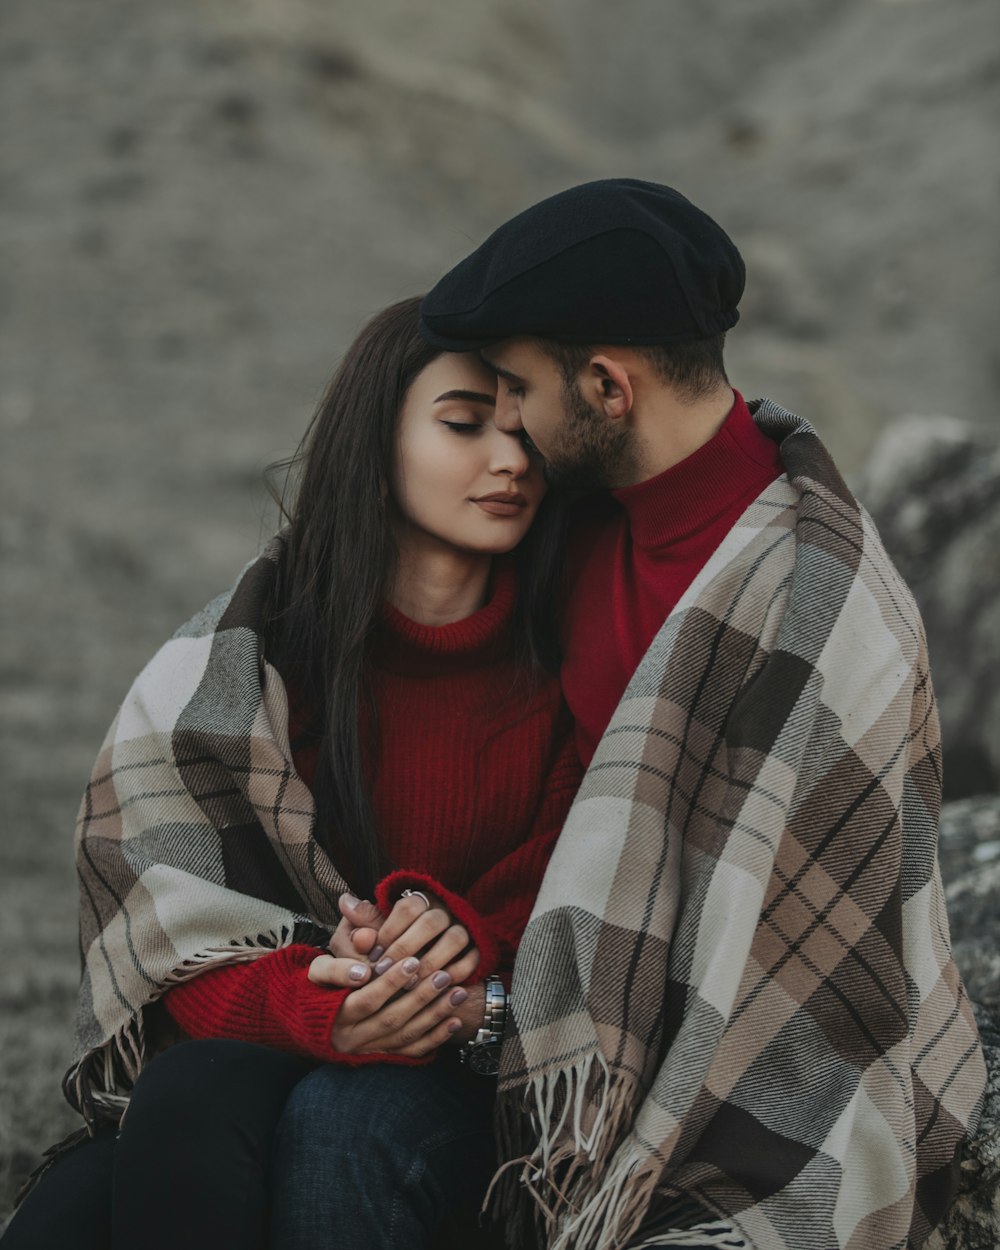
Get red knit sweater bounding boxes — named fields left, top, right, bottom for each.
left=162, top=560, right=581, bottom=1063
left=562, top=391, right=784, bottom=766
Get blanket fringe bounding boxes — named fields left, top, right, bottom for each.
left=17, top=938, right=304, bottom=1209
left=491, top=1053, right=664, bottom=1250
left=15, top=1014, right=148, bottom=1209
left=625, top=1196, right=751, bottom=1247
left=63, top=1011, right=146, bottom=1132
left=31, top=937, right=304, bottom=1200
left=629, top=1229, right=749, bottom=1248
left=63, top=938, right=299, bottom=1128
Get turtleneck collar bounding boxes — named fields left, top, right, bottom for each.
left=373, top=556, right=518, bottom=677
left=612, top=390, right=783, bottom=550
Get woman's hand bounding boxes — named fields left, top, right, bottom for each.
left=309, top=950, right=479, bottom=1058
left=306, top=953, right=377, bottom=989
left=312, top=890, right=485, bottom=1057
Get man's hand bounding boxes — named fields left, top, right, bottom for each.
left=328, top=895, right=385, bottom=962
left=369, top=892, right=480, bottom=982
left=444, top=979, right=486, bottom=1045
left=333, top=891, right=482, bottom=987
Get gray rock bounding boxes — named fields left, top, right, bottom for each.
left=855, top=418, right=1000, bottom=798
left=927, top=1002, right=1000, bottom=1250
left=939, top=796, right=1000, bottom=885
left=926, top=797, right=1000, bottom=1246
left=941, top=796, right=1000, bottom=1011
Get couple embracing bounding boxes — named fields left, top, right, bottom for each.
left=6, top=181, right=985, bottom=1250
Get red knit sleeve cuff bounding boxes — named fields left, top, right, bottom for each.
left=161, top=945, right=431, bottom=1068
left=275, top=952, right=434, bottom=1068
left=270, top=955, right=432, bottom=1068
left=375, top=870, right=500, bottom=982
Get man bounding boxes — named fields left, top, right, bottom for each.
left=416, top=180, right=986, bottom=1250
left=421, top=181, right=782, bottom=771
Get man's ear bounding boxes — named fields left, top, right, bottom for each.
left=586, top=354, right=633, bottom=421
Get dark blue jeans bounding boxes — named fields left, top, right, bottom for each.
left=270, top=1056, right=499, bottom=1250
left=2, top=1040, right=498, bottom=1250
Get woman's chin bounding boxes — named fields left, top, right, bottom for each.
left=447, top=517, right=535, bottom=556
left=457, top=537, right=523, bottom=556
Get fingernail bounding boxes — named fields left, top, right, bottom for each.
left=349, top=964, right=368, bottom=982
left=404, top=975, right=419, bottom=991
left=374, top=957, right=393, bottom=976
left=449, top=988, right=468, bottom=1006
left=402, top=957, right=420, bottom=975
left=368, top=945, right=384, bottom=962
left=447, top=1020, right=463, bottom=1034
left=432, top=970, right=452, bottom=990
left=342, top=894, right=359, bottom=909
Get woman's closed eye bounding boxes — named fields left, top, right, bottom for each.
left=441, top=421, right=484, bottom=434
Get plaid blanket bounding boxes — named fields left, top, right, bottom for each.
left=65, top=399, right=983, bottom=1250
left=492, top=399, right=986, bottom=1250
left=66, top=540, right=344, bottom=1125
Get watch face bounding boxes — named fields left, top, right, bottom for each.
left=468, top=1040, right=502, bottom=1076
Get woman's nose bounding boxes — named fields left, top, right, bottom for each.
left=490, top=429, right=531, bottom=478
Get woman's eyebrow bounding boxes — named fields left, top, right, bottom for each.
left=433, top=389, right=496, bottom=406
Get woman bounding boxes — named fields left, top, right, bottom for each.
left=4, top=297, right=581, bottom=1249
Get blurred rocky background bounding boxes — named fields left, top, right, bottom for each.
left=2, top=0, right=998, bottom=1233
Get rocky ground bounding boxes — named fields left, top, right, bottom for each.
left=928, top=800, right=1000, bottom=1249
left=2, top=0, right=998, bottom=1234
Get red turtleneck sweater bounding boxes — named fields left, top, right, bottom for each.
left=162, top=561, right=581, bottom=1064
left=562, top=391, right=784, bottom=766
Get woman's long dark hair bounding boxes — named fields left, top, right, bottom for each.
left=267, top=297, right=567, bottom=898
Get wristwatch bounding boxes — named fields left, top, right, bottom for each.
left=459, top=976, right=506, bottom=1076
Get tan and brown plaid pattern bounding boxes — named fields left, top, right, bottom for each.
left=494, top=400, right=986, bottom=1250
left=67, top=539, right=348, bottom=1123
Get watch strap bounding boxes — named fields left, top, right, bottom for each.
left=460, top=976, right=506, bottom=1065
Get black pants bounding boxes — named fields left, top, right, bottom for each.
left=3, top=1040, right=310, bottom=1250
left=5, top=1039, right=725, bottom=1249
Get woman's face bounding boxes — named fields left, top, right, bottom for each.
left=390, top=352, right=546, bottom=557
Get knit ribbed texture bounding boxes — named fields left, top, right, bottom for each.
left=164, top=558, right=580, bottom=1058
left=161, top=944, right=427, bottom=1066
left=563, top=390, right=785, bottom=765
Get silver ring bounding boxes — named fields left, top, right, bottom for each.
left=401, top=889, right=431, bottom=911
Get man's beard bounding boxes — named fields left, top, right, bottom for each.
left=541, top=379, right=636, bottom=493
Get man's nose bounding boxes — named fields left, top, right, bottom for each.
left=493, top=392, right=523, bottom=433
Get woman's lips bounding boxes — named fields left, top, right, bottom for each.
left=471, top=492, right=528, bottom=517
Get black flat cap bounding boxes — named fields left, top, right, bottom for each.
left=421, top=179, right=744, bottom=351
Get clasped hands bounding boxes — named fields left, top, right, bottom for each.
left=307, top=892, right=486, bottom=1059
